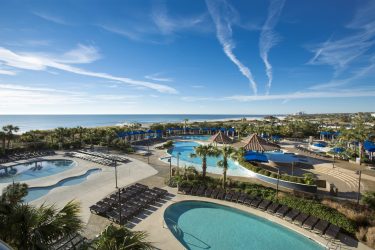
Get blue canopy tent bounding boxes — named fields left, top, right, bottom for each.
left=313, top=142, right=327, bottom=148
left=364, top=140, right=375, bottom=152
left=364, top=140, right=375, bottom=161
left=243, top=151, right=269, bottom=163
left=331, top=147, right=345, bottom=154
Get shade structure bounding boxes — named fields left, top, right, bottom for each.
left=331, top=147, right=344, bottom=154
left=364, top=140, right=375, bottom=152
left=243, top=151, right=269, bottom=163
left=242, top=133, right=280, bottom=152
left=210, top=130, right=232, bottom=144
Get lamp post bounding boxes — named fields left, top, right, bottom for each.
left=168, top=156, right=172, bottom=185
left=113, top=160, right=118, bottom=188
left=276, top=168, right=280, bottom=200
left=147, top=139, right=150, bottom=164
left=291, top=162, right=294, bottom=176
left=357, top=170, right=362, bottom=205
left=106, top=135, right=110, bottom=153
left=177, top=152, right=181, bottom=168
left=118, top=186, right=122, bottom=225
left=332, top=154, right=335, bottom=168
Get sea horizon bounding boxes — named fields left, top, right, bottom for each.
left=0, top=114, right=287, bottom=132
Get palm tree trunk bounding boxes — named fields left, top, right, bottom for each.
left=7, top=137, right=11, bottom=149
left=202, top=158, right=207, bottom=178
left=223, top=167, right=227, bottom=189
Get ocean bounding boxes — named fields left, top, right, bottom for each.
left=0, top=114, right=283, bottom=132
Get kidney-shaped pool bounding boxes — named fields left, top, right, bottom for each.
left=0, top=159, right=76, bottom=183
left=164, top=201, right=324, bottom=250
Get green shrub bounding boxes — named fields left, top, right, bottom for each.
left=279, top=196, right=357, bottom=234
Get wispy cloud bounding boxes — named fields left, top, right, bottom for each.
left=309, top=56, right=375, bottom=90
left=226, top=88, right=375, bottom=101
left=99, top=3, right=209, bottom=44
left=0, top=46, right=178, bottom=94
left=32, top=11, right=69, bottom=25
left=0, top=69, right=16, bottom=75
left=58, top=44, right=101, bottom=64
left=181, top=88, right=375, bottom=102
left=307, top=1, right=375, bottom=74
left=145, top=73, right=173, bottom=82
left=191, top=85, right=205, bottom=89
left=206, top=0, right=258, bottom=94
left=0, top=83, right=139, bottom=106
left=152, top=3, right=207, bottom=35
left=259, top=0, right=285, bottom=94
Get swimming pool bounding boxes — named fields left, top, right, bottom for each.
left=264, top=151, right=300, bottom=163
left=164, top=201, right=323, bottom=250
left=178, top=135, right=211, bottom=141
left=0, top=159, right=76, bottom=183
left=167, top=141, right=252, bottom=177
left=24, top=168, right=101, bottom=202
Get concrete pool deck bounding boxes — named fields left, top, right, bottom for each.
left=134, top=186, right=372, bottom=250
left=0, top=152, right=158, bottom=224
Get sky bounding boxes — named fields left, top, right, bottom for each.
left=0, top=0, right=374, bottom=115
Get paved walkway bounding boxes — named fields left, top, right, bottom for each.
left=25, top=154, right=157, bottom=224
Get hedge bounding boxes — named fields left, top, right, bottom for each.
left=278, top=196, right=357, bottom=234
left=238, top=159, right=314, bottom=185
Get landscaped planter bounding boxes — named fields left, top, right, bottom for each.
left=246, top=168, right=317, bottom=193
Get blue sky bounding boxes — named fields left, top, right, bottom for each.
left=0, top=0, right=374, bottom=114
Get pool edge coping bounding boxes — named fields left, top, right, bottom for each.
left=162, top=199, right=328, bottom=249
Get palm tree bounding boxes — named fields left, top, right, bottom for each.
left=183, top=118, right=189, bottom=134
left=232, top=147, right=246, bottom=162
left=217, top=146, right=235, bottom=188
left=0, top=183, right=83, bottom=249
left=0, top=130, right=6, bottom=151
left=93, top=224, right=155, bottom=250
left=190, top=144, right=219, bottom=178
left=2, top=125, right=19, bottom=149
left=76, top=126, right=86, bottom=146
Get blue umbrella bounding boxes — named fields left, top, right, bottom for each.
left=243, top=151, right=269, bottom=163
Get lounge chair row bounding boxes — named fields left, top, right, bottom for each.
left=179, top=185, right=340, bottom=239
left=0, top=150, right=55, bottom=163
left=295, top=145, right=332, bottom=159
left=90, top=183, right=168, bottom=225
left=77, top=150, right=129, bottom=163
left=72, top=152, right=114, bottom=166
left=48, top=232, right=90, bottom=250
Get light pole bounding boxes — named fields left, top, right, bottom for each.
left=113, top=160, right=118, bottom=188
left=118, top=186, right=122, bottom=225
left=276, top=168, right=280, bottom=200
left=168, top=156, right=172, bottom=185
left=147, top=139, right=150, bottom=164
left=357, top=170, right=362, bottom=205
left=332, top=154, right=335, bottom=168
left=291, top=162, right=294, bottom=176
left=106, top=135, right=110, bottom=153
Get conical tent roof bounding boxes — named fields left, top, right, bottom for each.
left=210, top=130, right=232, bottom=144
left=242, top=133, right=280, bottom=151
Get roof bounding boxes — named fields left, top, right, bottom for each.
left=210, top=130, right=232, bottom=144
left=241, top=133, right=280, bottom=152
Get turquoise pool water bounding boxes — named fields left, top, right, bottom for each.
left=264, top=151, right=299, bottom=163
left=164, top=201, right=323, bottom=250
left=0, top=160, right=75, bottom=183
left=24, top=168, right=101, bottom=202
left=167, top=141, right=252, bottom=177
left=179, top=135, right=211, bottom=141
